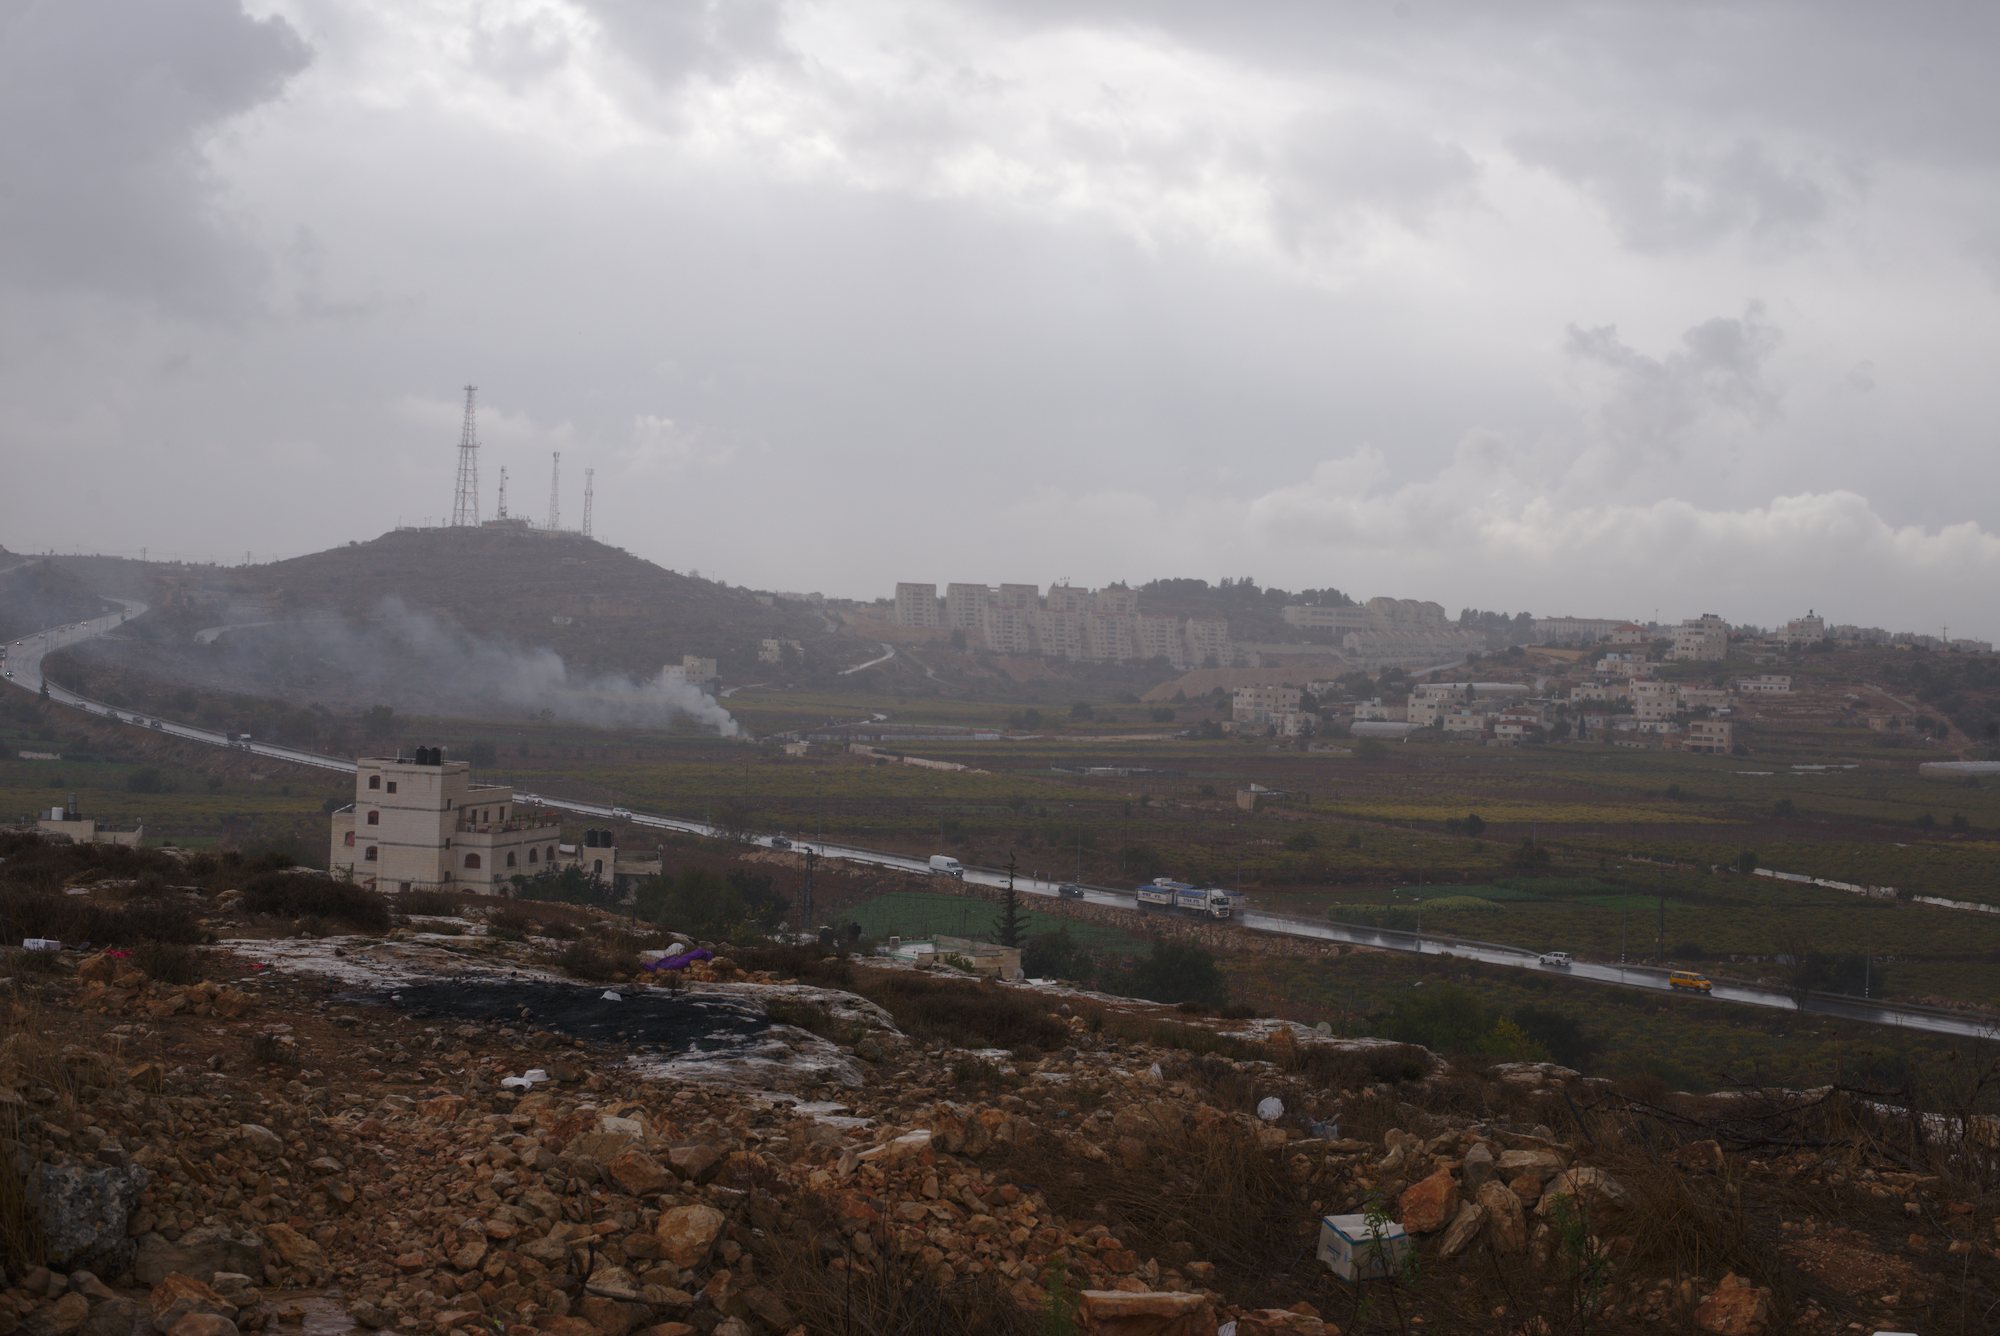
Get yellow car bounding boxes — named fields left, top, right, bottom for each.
left=1668, top=970, right=1713, bottom=993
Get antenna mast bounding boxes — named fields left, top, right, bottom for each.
left=496, top=466, right=509, bottom=520
left=547, top=451, right=561, bottom=532
left=450, top=385, right=480, bottom=526
left=582, top=468, right=595, bottom=538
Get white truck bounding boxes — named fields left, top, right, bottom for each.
left=1135, top=878, right=1237, bottom=920
left=927, top=854, right=964, bottom=879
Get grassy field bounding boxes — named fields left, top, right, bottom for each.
left=841, top=889, right=1150, bottom=955
left=1224, top=946, right=1996, bottom=1100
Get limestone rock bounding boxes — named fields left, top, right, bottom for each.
left=258, top=1224, right=324, bottom=1277
left=134, top=1230, right=263, bottom=1287
left=1231, top=1311, right=1328, bottom=1335
left=32, top=1160, right=152, bottom=1278
left=235, top=1126, right=281, bottom=1160
left=1475, top=1182, right=1527, bottom=1255
left=1438, top=1201, right=1489, bottom=1260
left=1076, top=1289, right=1216, bottom=1336
left=1536, top=1166, right=1629, bottom=1218
left=1460, top=1142, right=1494, bottom=1192
left=1693, top=1272, right=1774, bottom=1336
left=605, top=1148, right=673, bottom=1197
left=654, top=1205, right=725, bottom=1270
left=1397, top=1167, right=1460, bottom=1235
left=164, top=1318, right=237, bottom=1336
left=665, top=1142, right=726, bottom=1185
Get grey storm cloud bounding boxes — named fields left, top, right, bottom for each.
left=5, top=0, right=2000, bottom=637
left=0, top=0, right=310, bottom=315
left=1565, top=305, right=1784, bottom=457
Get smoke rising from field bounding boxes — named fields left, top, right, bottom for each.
left=203, top=597, right=741, bottom=736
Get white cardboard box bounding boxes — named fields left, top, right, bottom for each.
left=1317, top=1213, right=1411, bottom=1281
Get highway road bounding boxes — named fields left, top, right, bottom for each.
left=7, top=607, right=1999, bottom=1044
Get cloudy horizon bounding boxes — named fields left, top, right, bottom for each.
left=5, top=1, right=2000, bottom=635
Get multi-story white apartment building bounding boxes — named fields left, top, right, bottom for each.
left=979, top=603, right=1036, bottom=655
left=1532, top=616, right=1626, bottom=645
left=1569, top=679, right=1630, bottom=704
left=944, top=583, right=991, bottom=631
left=1596, top=653, right=1655, bottom=679
left=660, top=655, right=718, bottom=686
left=330, top=749, right=561, bottom=894
left=1282, top=604, right=1373, bottom=633
left=1683, top=719, right=1735, bottom=754
left=1184, top=617, right=1234, bottom=668
left=893, top=582, right=943, bottom=629
left=1736, top=675, right=1793, bottom=695
left=897, top=579, right=1236, bottom=668
left=1780, top=611, right=1826, bottom=647
left=1670, top=614, right=1729, bottom=662
left=1631, top=679, right=1680, bottom=723
left=1442, top=709, right=1489, bottom=736
left=1232, top=684, right=1303, bottom=724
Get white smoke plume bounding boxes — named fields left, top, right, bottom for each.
left=200, top=596, right=742, bottom=737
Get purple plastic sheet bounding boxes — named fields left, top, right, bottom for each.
left=645, top=947, right=714, bottom=972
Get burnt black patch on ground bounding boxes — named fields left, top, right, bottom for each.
left=374, top=980, right=770, bottom=1055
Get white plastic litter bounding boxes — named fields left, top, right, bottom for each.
left=601, top=990, right=623, bottom=1002
left=500, top=1068, right=550, bottom=1091
left=1147, top=1063, right=1163, bottom=1079
left=1257, top=1096, right=1285, bottom=1122
left=21, top=939, right=60, bottom=952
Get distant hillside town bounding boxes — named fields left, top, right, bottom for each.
left=887, top=580, right=1483, bottom=671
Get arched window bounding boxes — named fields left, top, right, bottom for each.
left=505, top=851, right=517, bottom=867
left=592, top=858, right=604, bottom=876
left=528, top=848, right=539, bottom=864
left=366, top=811, right=380, bottom=826
left=343, top=831, right=355, bottom=847
left=547, top=845, right=557, bottom=862
left=463, top=853, right=482, bottom=870
left=368, top=775, right=381, bottom=790
left=363, top=847, right=378, bottom=862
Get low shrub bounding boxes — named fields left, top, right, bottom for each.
left=549, top=940, right=638, bottom=982
left=0, top=894, right=204, bottom=947
left=851, top=972, right=1067, bottom=1051
left=485, top=907, right=534, bottom=941
left=240, top=872, right=391, bottom=932
left=397, top=889, right=463, bottom=917
left=132, top=942, right=202, bottom=985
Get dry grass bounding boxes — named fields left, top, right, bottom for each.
left=749, top=1192, right=1040, bottom=1336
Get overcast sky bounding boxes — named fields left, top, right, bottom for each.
left=4, top=1, right=1999, bottom=636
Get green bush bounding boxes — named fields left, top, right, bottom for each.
left=240, top=871, right=391, bottom=932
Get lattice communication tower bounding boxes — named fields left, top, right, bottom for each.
left=547, top=452, right=562, bottom=531
left=582, top=468, right=595, bottom=538
left=450, top=385, right=480, bottom=526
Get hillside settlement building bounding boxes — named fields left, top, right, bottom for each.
left=330, top=750, right=563, bottom=894
left=1669, top=614, right=1729, bottom=662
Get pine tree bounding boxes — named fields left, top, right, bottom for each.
left=992, top=852, right=1027, bottom=946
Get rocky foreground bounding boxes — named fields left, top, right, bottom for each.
left=1, top=897, right=1995, bottom=1336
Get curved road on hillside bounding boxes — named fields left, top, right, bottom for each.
left=7, top=607, right=1999, bottom=1043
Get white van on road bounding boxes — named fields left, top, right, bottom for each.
left=927, top=854, right=964, bottom=879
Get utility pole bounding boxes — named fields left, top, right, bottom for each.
left=496, top=466, right=509, bottom=520
left=547, top=451, right=561, bottom=532
left=800, top=848, right=817, bottom=943
left=1656, top=869, right=1666, bottom=963
left=451, top=384, right=480, bottom=526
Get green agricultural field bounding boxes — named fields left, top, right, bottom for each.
left=840, top=890, right=1152, bottom=956
left=1224, top=948, right=1999, bottom=1104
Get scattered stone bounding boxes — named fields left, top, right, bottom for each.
left=1397, top=1166, right=1460, bottom=1235
left=1076, top=1289, right=1215, bottom=1336
left=1694, top=1272, right=1774, bottom=1336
